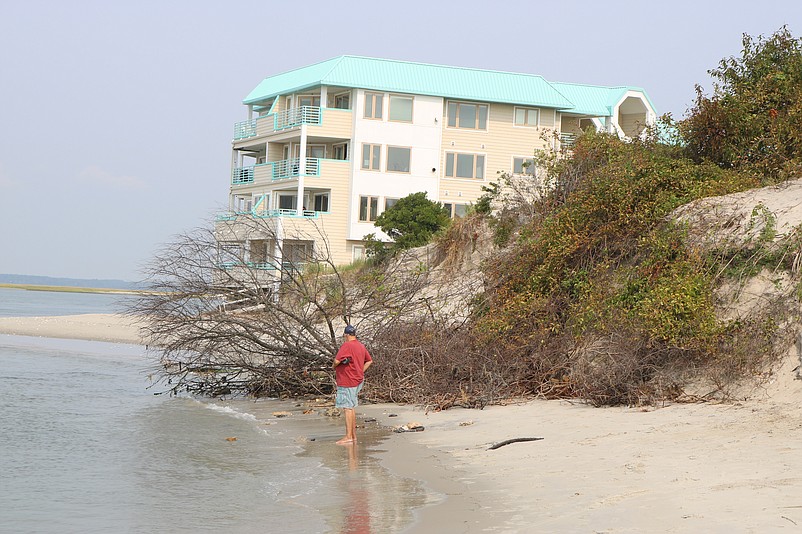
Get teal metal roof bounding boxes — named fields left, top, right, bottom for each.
left=243, top=56, right=575, bottom=110
left=550, top=82, right=657, bottom=117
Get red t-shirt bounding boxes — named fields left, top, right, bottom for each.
left=335, top=339, right=372, bottom=387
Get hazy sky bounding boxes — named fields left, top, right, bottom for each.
left=0, top=1, right=799, bottom=281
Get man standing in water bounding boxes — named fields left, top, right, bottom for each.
left=333, top=324, right=372, bottom=445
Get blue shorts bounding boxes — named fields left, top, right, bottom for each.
left=335, top=382, right=363, bottom=409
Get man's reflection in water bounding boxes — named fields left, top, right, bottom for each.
left=341, top=443, right=371, bottom=534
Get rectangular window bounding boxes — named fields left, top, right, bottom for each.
left=386, top=146, right=411, bottom=173
left=513, top=157, right=536, bottom=176
left=361, top=144, right=381, bottom=170
left=298, top=95, right=321, bottom=107
left=364, top=92, right=383, bottom=119
left=285, top=241, right=312, bottom=264
left=359, top=196, right=379, bottom=222
left=446, top=101, right=488, bottom=129
left=442, top=203, right=468, bottom=218
left=444, top=152, right=484, bottom=179
left=352, top=245, right=365, bottom=261
left=334, top=93, right=350, bottom=109
left=278, top=195, right=297, bottom=210
left=313, top=193, right=329, bottom=212
left=384, top=197, right=399, bottom=211
left=514, top=107, right=539, bottom=127
left=333, top=143, right=348, bottom=160
left=389, top=95, right=413, bottom=122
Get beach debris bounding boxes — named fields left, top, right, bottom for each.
left=459, top=420, right=475, bottom=427
left=323, top=407, right=341, bottom=417
left=363, top=417, right=377, bottom=423
left=487, top=437, right=543, bottom=450
left=394, top=422, right=425, bottom=433
left=225, top=437, right=237, bottom=442
left=388, top=413, right=398, bottom=417
left=302, top=409, right=314, bottom=415
left=272, top=411, right=292, bottom=418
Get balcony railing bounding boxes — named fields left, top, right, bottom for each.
left=233, top=119, right=257, bottom=140
left=216, top=209, right=320, bottom=221
left=232, top=166, right=254, bottom=185
left=271, top=157, right=320, bottom=181
left=273, top=106, right=321, bottom=130
left=560, top=132, right=577, bottom=149
left=232, top=106, right=324, bottom=141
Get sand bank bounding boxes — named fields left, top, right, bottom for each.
left=0, top=314, right=142, bottom=344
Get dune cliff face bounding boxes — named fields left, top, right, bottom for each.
left=672, top=178, right=802, bottom=376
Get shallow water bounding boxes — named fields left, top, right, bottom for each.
left=0, top=290, right=433, bottom=533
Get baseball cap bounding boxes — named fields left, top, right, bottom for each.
left=344, top=325, right=356, bottom=335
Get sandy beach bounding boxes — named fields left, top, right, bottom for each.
left=4, top=314, right=802, bottom=532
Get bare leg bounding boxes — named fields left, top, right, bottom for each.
left=336, top=408, right=357, bottom=445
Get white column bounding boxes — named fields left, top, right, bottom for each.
left=247, top=104, right=253, bottom=121
left=297, top=123, right=307, bottom=215
left=320, top=86, right=328, bottom=108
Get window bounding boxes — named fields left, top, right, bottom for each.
left=445, top=153, right=485, bottom=179
left=295, top=145, right=325, bottom=158
left=278, top=194, right=297, bottom=210
left=219, top=242, right=243, bottom=265
left=361, top=144, right=381, bottom=170
left=352, top=245, right=365, bottom=261
left=384, top=197, right=399, bottom=211
left=233, top=195, right=252, bottom=212
left=285, top=241, right=312, bottom=264
left=389, top=95, right=413, bottom=122
left=334, top=93, right=350, bottom=109
left=364, top=92, right=383, bottom=119
left=513, top=157, right=536, bottom=176
left=313, top=193, right=329, bottom=212
left=514, top=107, right=539, bottom=127
left=386, top=146, right=411, bottom=173
left=297, top=95, right=320, bottom=107
left=446, top=101, right=488, bottom=129
left=333, top=143, right=348, bottom=160
left=359, top=196, right=379, bottom=222
left=442, top=203, right=468, bottom=218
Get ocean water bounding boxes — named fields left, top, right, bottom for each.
left=0, top=290, right=429, bottom=533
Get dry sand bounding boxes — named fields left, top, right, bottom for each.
left=4, top=315, right=802, bottom=532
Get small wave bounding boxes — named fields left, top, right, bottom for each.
left=201, top=402, right=258, bottom=422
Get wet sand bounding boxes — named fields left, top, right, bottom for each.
left=5, top=314, right=802, bottom=531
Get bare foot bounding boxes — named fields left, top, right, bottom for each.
left=336, top=437, right=355, bottom=445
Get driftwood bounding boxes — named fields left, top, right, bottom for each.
left=487, top=437, right=544, bottom=450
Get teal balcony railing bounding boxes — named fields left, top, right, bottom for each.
left=216, top=209, right=319, bottom=221
left=232, top=106, right=323, bottom=141
left=232, top=166, right=254, bottom=185
left=234, top=119, right=257, bottom=140
left=271, top=157, right=320, bottom=181
left=274, top=106, right=321, bottom=130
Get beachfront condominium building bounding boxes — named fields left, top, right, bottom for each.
left=218, top=56, right=656, bottom=283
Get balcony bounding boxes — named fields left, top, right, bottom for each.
left=233, top=107, right=352, bottom=142
left=559, top=132, right=577, bottom=149
left=216, top=209, right=319, bottom=222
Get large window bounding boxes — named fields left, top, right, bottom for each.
left=442, top=203, right=468, bottom=218
left=333, top=143, right=348, bottom=160
left=297, top=95, right=321, bottom=107
left=513, top=157, right=536, bottom=176
left=359, top=196, right=379, bottom=222
left=389, top=95, right=413, bottom=122
left=514, top=107, right=539, bottom=127
left=445, top=152, right=485, bottom=179
left=361, top=144, right=381, bottom=170
left=384, top=197, right=399, bottom=211
left=446, top=101, right=488, bottom=130
left=334, top=93, right=350, bottom=109
left=278, top=194, right=297, bottom=210
left=386, top=146, right=411, bottom=173
left=364, top=92, right=383, bottom=119
left=313, top=193, right=329, bottom=212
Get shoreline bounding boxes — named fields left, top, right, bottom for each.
left=5, top=314, right=802, bottom=531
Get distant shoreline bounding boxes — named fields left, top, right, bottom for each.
left=0, top=313, right=142, bottom=344
left=0, top=283, right=143, bottom=295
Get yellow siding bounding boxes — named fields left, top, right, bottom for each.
left=309, top=108, right=353, bottom=138
left=439, top=102, right=551, bottom=204
left=619, top=112, right=646, bottom=137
